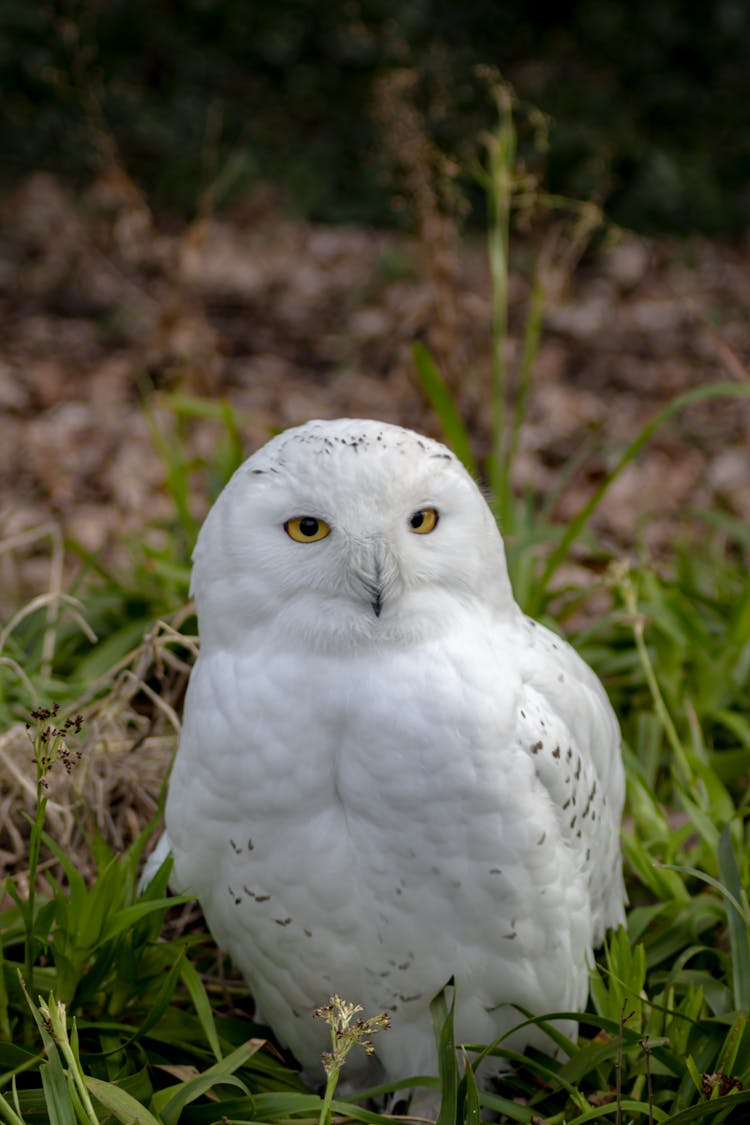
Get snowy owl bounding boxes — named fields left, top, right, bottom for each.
left=158, top=417, right=625, bottom=1088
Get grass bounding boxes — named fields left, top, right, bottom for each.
left=2, top=86, right=750, bottom=1123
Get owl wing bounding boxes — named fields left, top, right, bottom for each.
left=513, top=615, right=626, bottom=943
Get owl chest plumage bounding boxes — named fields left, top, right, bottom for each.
left=171, top=627, right=526, bottom=887
left=166, top=617, right=609, bottom=1079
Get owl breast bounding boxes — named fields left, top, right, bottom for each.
left=166, top=613, right=601, bottom=1083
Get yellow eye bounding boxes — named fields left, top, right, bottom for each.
left=409, top=508, right=438, bottom=534
left=284, top=516, right=331, bottom=542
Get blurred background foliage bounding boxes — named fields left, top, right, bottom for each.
left=2, top=0, right=750, bottom=235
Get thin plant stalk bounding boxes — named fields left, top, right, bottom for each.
left=17, top=709, right=83, bottom=1008
left=313, top=995, right=391, bottom=1125
left=317, top=1063, right=339, bottom=1125
left=22, top=783, right=47, bottom=996
left=485, top=84, right=515, bottom=516
left=506, top=262, right=545, bottom=491
left=615, top=562, right=692, bottom=785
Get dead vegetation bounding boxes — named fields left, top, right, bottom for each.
left=1, top=612, right=195, bottom=890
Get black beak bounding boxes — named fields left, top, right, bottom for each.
left=371, top=590, right=383, bottom=618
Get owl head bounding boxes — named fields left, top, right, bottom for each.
left=191, top=419, right=515, bottom=650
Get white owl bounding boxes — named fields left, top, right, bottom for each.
left=158, top=417, right=625, bottom=1088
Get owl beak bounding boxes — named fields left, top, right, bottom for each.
left=352, top=537, right=396, bottom=618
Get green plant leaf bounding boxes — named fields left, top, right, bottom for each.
left=717, top=826, right=750, bottom=1012
left=85, top=1076, right=162, bottom=1125
left=564, top=1099, right=669, bottom=1123
left=411, top=346, right=478, bottom=476
left=460, top=1050, right=481, bottom=1125
left=535, top=383, right=750, bottom=610
left=430, top=981, right=459, bottom=1125
left=0, top=1083, right=26, bottom=1125
left=153, top=1039, right=261, bottom=1125
left=664, top=1089, right=750, bottom=1123
left=179, top=960, right=223, bottom=1063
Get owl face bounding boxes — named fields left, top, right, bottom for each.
left=191, top=419, right=513, bottom=649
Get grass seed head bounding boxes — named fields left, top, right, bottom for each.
left=314, top=994, right=391, bottom=1074
left=26, top=704, right=85, bottom=790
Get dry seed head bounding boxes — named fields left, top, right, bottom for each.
left=26, top=706, right=85, bottom=787
left=314, top=994, right=391, bottom=1074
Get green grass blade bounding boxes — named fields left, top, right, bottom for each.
left=717, top=826, right=750, bottom=1011
left=142, top=399, right=198, bottom=542
left=430, top=981, right=459, bottom=1125
left=659, top=865, right=747, bottom=925
left=249, top=1091, right=394, bottom=1123
left=158, top=392, right=250, bottom=426
left=663, top=1089, right=750, bottom=1123
left=98, top=897, right=194, bottom=946
left=478, top=1089, right=535, bottom=1122
left=564, top=1100, right=669, bottom=1123
left=460, top=1051, right=481, bottom=1125
left=535, top=383, right=750, bottom=609
left=328, top=1098, right=399, bottom=1123
left=0, top=1085, right=26, bottom=1125
left=179, top=959, right=223, bottom=1063
left=39, top=1065, right=79, bottom=1125
left=411, top=345, right=478, bottom=476
left=715, top=1010, right=747, bottom=1082
left=483, top=85, right=514, bottom=503
left=159, top=1074, right=249, bottom=1125
left=84, top=1077, right=162, bottom=1125
left=154, top=1039, right=260, bottom=1125
left=479, top=1046, right=589, bottom=1110
left=119, top=951, right=187, bottom=1046
left=504, top=264, right=545, bottom=528
left=18, top=985, right=78, bottom=1125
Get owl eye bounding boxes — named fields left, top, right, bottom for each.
left=409, top=508, right=439, bottom=534
left=285, top=516, right=331, bottom=542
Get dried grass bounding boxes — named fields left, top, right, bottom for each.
left=373, top=65, right=468, bottom=393
left=1, top=608, right=196, bottom=893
